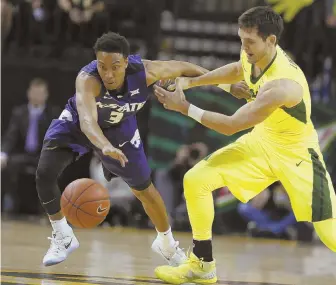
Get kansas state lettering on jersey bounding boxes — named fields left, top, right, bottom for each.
left=65, top=54, right=149, bottom=129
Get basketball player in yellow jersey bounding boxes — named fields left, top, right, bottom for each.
left=153, top=6, right=336, bottom=284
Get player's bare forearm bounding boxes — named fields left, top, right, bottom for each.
left=76, top=73, right=112, bottom=150
left=80, top=120, right=111, bottom=150
left=144, top=60, right=209, bottom=86
left=77, top=102, right=112, bottom=150
left=179, top=86, right=289, bottom=135
left=188, top=61, right=244, bottom=88
left=173, top=61, right=209, bottom=77
left=179, top=103, right=236, bottom=135
left=154, top=84, right=239, bottom=135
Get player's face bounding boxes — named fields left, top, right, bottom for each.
left=96, top=52, right=128, bottom=90
left=238, top=27, right=275, bottom=64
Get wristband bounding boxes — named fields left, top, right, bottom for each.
left=188, top=104, right=205, bottom=123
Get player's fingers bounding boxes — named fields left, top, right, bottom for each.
left=167, top=83, right=176, bottom=91
left=153, top=89, right=165, bottom=99
left=117, top=152, right=128, bottom=167
left=233, top=88, right=250, bottom=99
left=175, top=84, right=186, bottom=100
left=120, top=152, right=128, bottom=163
left=240, top=88, right=251, bottom=97
left=175, top=82, right=184, bottom=94
left=156, top=95, right=165, bottom=104
left=119, top=156, right=125, bottom=167
left=116, top=149, right=128, bottom=162
left=241, top=93, right=251, bottom=99
left=154, top=92, right=167, bottom=105
left=153, top=86, right=165, bottom=98
left=154, top=92, right=163, bottom=101
left=240, top=81, right=250, bottom=90
left=154, top=85, right=170, bottom=97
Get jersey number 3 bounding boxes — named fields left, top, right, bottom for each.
left=108, top=111, right=124, bottom=124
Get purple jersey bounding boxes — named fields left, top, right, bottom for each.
left=64, top=54, right=149, bottom=129
left=43, top=54, right=152, bottom=189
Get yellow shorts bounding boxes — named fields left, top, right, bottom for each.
left=192, top=132, right=336, bottom=222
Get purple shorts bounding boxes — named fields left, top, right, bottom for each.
left=43, top=115, right=151, bottom=189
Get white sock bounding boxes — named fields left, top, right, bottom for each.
left=50, top=217, right=72, bottom=234
left=157, top=227, right=176, bottom=248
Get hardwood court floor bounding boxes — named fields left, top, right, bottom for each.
left=1, top=220, right=335, bottom=285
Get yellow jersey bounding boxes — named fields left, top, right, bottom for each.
left=241, top=45, right=318, bottom=147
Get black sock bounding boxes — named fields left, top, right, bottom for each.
left=193, top=239, right=213, bottom=262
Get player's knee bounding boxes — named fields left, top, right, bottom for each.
left=35, top=164, right=57, bottom=188
left=131, top=182, right=155, bottom=202
left=183, top=167, right=206, bottom=199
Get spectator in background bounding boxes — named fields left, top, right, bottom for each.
left=11, top=0, right=49, bottom=52
left=237, top=183, right=299, bottom=240
left=1, top=78, right=60, bottom=213
left=1, top=0, right=13, bottom=47
left=53, top=0, right=107, bottom=55
left=154, top=142, right=209, bottom=225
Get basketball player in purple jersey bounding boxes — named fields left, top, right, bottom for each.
left=34, top=32, right=207, bottom=267
left=37, top=32, right=249, bottom=267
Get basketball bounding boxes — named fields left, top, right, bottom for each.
left=61, top=178, right=110, bottom=228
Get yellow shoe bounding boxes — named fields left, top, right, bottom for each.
left=155, top=252, right=217, bottom=284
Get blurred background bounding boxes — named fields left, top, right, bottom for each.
left=1, top=0, right=336, bottom=243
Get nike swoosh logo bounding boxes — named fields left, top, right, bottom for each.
left=118, top=141, right=129, bottom=147
left=45, top=146, right=58, bottom=151
left=42, top=198, right=56, bottom=205
left=296, top=161, right=303, bottom=167
left=97, top=204, right=108, bottom=214
left=64, top=238, right=72, bottom=249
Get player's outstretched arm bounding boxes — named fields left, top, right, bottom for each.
left=143, top=60, right=209, bottom=87
left=154, top=79, right=302, bottom=135
left=183, top=61, right=245, bottom=89
left=76, top=73, right=128, bottom=166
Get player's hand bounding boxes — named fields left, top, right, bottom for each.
left=102, top=145, right=128, bottom=167
left=230, top=81, right=251, bottom=100
left=175, top=77, right=192, bottom=90
left=153, top=84, right=189, bottom=113
left=156, top=77, right=191, bottom=101
left=174, top=77, right=192, bottom=101
left=157, top=79, right=176, bottom=91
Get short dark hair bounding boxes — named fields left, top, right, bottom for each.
left=93, top=32, right=130, bottom=57
left=238, top=6, right=284, bottom=44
